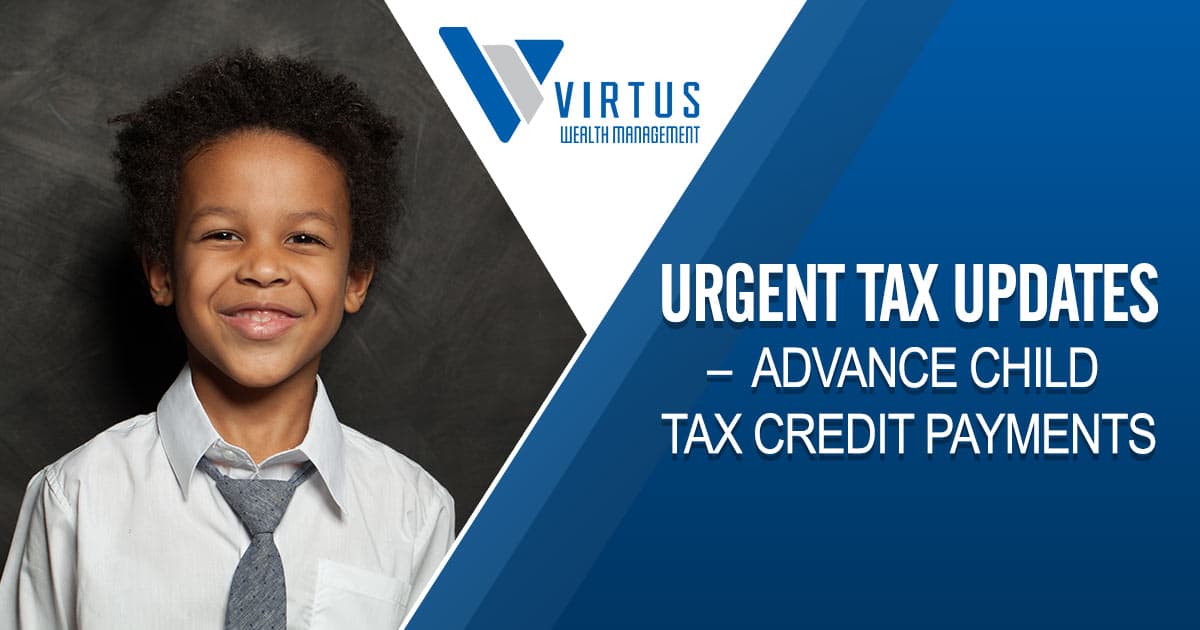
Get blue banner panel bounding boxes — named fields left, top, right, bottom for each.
left=412, top=1, right=1200, bottom=627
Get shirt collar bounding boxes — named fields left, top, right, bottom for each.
left=157, top=364, right=348, bottom=514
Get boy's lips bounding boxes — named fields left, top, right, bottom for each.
left=217, top=303, right=301, bottom=341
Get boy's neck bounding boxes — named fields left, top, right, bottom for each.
left=187, top=352, right=318, bottom=464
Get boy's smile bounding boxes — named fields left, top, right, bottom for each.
left=145, top=128, right=372, bottom=391
left=218, top=303, right=301, bottom=341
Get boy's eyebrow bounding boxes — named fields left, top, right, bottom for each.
left=287, top=209, right=340, bottom=232
left=188, top=206, right=340, bottom=232
left=190, top=205, right=242, bottom=223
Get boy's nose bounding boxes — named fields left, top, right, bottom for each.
left=236, top=244, right=290, bottom=287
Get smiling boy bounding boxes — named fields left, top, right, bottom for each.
left=0, top=52, right=453, bottom=629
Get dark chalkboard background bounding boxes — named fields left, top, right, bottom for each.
left=0, top=0, right=583, bottom=550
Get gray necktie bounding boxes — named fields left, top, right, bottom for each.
left=198, top=457, right=316, bottom=630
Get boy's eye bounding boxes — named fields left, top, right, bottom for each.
left=288, top=233, right=327, bottom=246
left=202, top=231, right=240, bottom=241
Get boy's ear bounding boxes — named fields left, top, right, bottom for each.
left=344, top=264, right=375, bottom=314
left=142, top=256, right=174, bottom=306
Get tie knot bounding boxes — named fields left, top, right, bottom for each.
left=197, top=458, right=316, bottom=536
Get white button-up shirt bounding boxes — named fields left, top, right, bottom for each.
left=0, top=366, right=454, bottom=629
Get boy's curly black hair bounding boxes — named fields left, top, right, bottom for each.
left=111, top=49, right=400, bottom=271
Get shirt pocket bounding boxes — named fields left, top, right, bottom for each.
left=309, top=558, right=412, bottom=630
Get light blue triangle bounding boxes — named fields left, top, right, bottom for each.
left=515, top=39, right=563, bottom=84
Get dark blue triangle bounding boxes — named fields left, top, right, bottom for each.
left=515, top=39, right=563, bottom=84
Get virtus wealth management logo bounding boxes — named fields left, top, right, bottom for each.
left=440, top=26, right=702, bottom=145
left=440, top=26, right=563, bottom=142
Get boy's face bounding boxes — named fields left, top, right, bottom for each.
left=144, top=129, right=372, bottom=390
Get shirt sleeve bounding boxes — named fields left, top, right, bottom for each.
left=0, top=467, right=78, bottom=630
left=408, top=486, right=455, bottom=603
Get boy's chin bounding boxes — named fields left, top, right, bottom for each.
left=221, top=368, right=300, bottom=390
left=190, top=350, right=317, bottom=392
